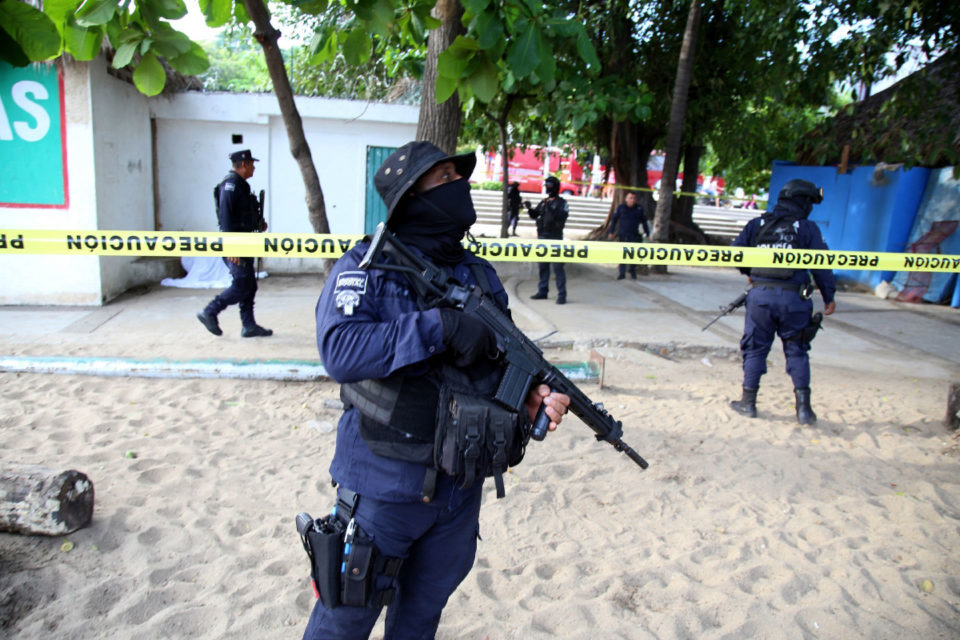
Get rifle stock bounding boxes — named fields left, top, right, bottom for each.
left=359, top=223, right=648, bottom=471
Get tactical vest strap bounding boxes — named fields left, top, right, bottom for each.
left=468, top=263, right=494, bottom=298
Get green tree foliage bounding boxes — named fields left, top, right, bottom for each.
left=0, top=0, right=212, bottom=95
left=280, top=0, right=424, bottom=101
left=4, top=0, right=956, bottom=191
left=199, top=25, right=272, bottom=92
left=195, top=3, right=423, bottom=101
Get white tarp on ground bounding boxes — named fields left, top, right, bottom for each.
left=161, top=257, right=267, bottom=289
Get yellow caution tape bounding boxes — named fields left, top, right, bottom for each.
left=1, top=229, right=958, bottom=272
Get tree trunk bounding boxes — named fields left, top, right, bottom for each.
left=0, top=465, right=94, bottom=536
left=653, top=0, right=702, bottom=264
left=243, top=0, right=330, bottom=237
left=498, top=120, right=511, bottom=238
left=416, top=0, right=464, bottom=153
left=636, top=136, right=657, bottom=230
left=585, top=119, right=641, bottom=241
left=674, top=143, right=706, bottom=243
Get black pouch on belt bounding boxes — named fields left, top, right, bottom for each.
left=296, top=511, right=346, bottom=609
left=340, top=518, right=375, bottom=607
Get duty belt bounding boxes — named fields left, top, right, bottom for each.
left=751, top=280, right=814, bottom=299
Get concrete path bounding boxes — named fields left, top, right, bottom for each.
left=1, top=260, right=957, bottom=383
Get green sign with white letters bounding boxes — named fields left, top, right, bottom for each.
left=0, top=61, right=66, bottom=207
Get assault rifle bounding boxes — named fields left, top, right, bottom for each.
left=701, top=290, right=748, bottom=331
left=358, top=223, right=648, bottom=470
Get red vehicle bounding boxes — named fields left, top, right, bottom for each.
left=606, top=153, right=724, bottom=196
left=479, top=146, right=583, bottom=195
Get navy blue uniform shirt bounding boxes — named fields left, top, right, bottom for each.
left=217, top=171, right=260, bottom=232
left=610, top=202, right=650, bottom=240
left=316, top=242, right=508, bottom=502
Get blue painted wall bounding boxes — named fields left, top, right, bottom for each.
left=769, top=161, right=931, bottom=288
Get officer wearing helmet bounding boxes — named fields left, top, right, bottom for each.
left=728, top=179, right=837, bottom=424
left=526, top=175, right=570, bottom=304
left=304, top=141, right=570, bottom=639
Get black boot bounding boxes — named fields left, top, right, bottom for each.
left=730, top=387, right=758, bottom=418
left=795, top=387, right=817, bottom=424
left=196, top=310, right=222, bottom=336
left=241, top=324, right=273, bottom=338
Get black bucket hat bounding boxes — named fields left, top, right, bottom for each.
left=374, top=141, right=476, bottom=219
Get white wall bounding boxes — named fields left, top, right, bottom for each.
left=150, top=92, right=418, bottom=272
left=0, top=76, right=419, bottom=304
left=0, top=59, right=102, bottom=305
left=151, top=95, right=271, bottom=233
left=90, top=57, right=154, bottom=301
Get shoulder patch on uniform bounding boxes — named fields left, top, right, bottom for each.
left=334, top=271, right=368, bottom=316
left=223, top=182, right=236, bottom=192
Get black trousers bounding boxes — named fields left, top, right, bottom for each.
left=204, top=257, right=258, bottom=327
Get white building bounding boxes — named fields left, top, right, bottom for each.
left=0, top=57, right=418, bottom=305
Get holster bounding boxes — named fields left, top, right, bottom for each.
left=297, top=510, right=345, bottom=608
left=785, top=311, right=824, bottom=345
left=295, top=489, right=403, bottom=610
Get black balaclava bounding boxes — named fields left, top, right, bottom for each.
left=762, top=193, right=814, bottom=228
left=761, top=190, right=813, bottom=226
left=389, top=178, right=477, bottom=265
left=545, top=177, right=560, bottom=197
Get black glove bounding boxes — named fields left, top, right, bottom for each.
left=438, top=309, right=497, bottom=367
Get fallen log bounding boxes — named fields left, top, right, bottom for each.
left=0, top=465, right=94, bottom=536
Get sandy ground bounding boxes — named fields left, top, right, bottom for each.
left=2, top=339, right=959, bottom=639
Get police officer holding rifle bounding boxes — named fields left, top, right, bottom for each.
left=298, top=141, right=646, bottom=639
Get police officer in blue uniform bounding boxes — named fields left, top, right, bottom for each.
left=304, top=141, right=570, bottom=640
left=196, top=149, right=272, bottom=338
left=607, top=190, right=650, bottom=279
left=729, top=179, right=837, bottom=424
left=507, top=180, right=522, bottom=236
left=527, top=175, right=569, bottom=304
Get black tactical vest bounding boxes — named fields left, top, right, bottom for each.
left=339, top=264, right=528, bottom=499
left=750, top=215, right=800, bottom=280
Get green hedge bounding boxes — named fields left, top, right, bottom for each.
left=471, top=181, right=506, bottom=191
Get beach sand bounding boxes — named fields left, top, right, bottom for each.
left=2, top=341, right=958, bottom=639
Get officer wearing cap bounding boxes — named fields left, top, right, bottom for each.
left=196, top=149, right=272, bottom=338
left=304, top=141, right=570, bottom=640
left=728, top=179, right=837, bottom=424
left=527, top=175, right=569, bottom=304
